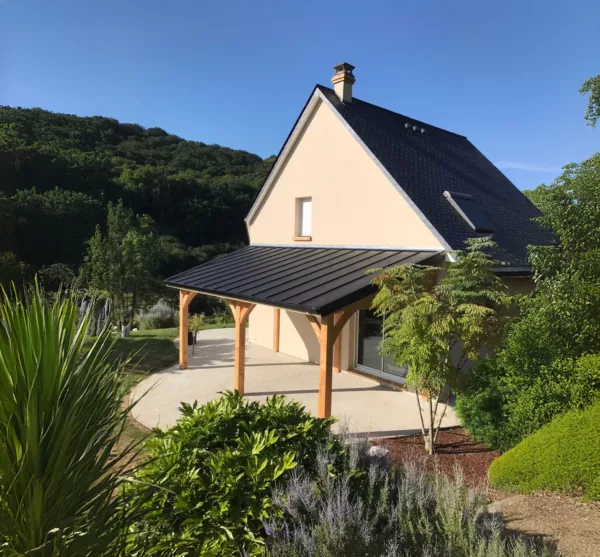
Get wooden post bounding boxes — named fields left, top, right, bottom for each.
left=318, top=313, right=334, bottom=418
left=273, top=308, right=280, bottom=352
left=234, top=307, right=245, bottom=393
left=306, top=295, right=374, bottom=419
left=333, top=311, right=342, bottom=373
left=179, top=290, right=197, bottom=369
left=227, top=300, right=255, bottom=396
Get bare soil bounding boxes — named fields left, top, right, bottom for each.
left=490, top=494, right=600, bottom=557
left=372, top=426, right=500, bottom=492
left=373, top=427, right=600, bottom=557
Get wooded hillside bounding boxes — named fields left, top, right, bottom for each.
left=0, top=106, right=274, bottom=287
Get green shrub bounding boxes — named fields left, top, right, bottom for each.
left=205, top=307, right=234, bottom=326
left=137, top=299, right=177, bottom=329
left=455, top=357, right=511, bottom=450
left=488, top=400, right=600, bottom=500
left=457, top=352, right=600, bottom=450
left=502, top=353, right=600, bottom=443
left=127, top=391, right=339, bottom=556
left=266, top=437, right=557, bottom=556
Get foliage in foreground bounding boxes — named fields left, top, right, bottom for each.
left=127, top=391, right=339, bottom=556
left=457, top=153, right=600, bottom=450
left=266, top=438, right=556, bottom=557
left=370, top=236, right=510, bottom=454
left=489, top=400, right=600, bottom=501
left=0, top=284, right=135, bottom=556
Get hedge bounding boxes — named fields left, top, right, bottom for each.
left=488, top=400, right=600, bottom=500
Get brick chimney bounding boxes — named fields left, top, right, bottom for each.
left=331, top=62, right=355, bottom=103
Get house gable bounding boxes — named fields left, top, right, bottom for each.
left=247, top=93, right=444, bottom=250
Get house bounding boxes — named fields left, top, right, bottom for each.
left=166, top=63, right=552, bottom=418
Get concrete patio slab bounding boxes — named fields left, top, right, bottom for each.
left=130, top=328, right=458, bottom=437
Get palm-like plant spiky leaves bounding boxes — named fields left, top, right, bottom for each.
left=0, top=282, right=138, bottom=556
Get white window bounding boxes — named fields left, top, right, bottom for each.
left=296, top=197, right=312, bottom=237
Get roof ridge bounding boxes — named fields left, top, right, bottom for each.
left=316, top=84, right=467, bottom=139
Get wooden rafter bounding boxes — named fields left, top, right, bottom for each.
left=331, top=295, right=374, bottom=341
left=306, top=314, right=322, bottom=343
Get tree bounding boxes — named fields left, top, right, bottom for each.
left=0, top=105, right=273, bottom=285
left=81, top=201, right=174, bottom=336
left=580, top=73, right=600, bottom=128
left=370, top=237, right=510, bottom=454
left=188, top=312, right=205, bottom=354
left=12, top=187, right=104, bottom=268
left=0, top=282, right=137, bottom=555
left=0, top=251, right=26, bottom=289
left=457, top=153, right=600, bottom=449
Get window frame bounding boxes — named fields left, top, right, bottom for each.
left=294, top=197, right=312, bottom=239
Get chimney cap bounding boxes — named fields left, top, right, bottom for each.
left=333, top=62, right=355, bottom=74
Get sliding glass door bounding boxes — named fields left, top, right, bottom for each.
left=356, top=309, right=407, bottom=384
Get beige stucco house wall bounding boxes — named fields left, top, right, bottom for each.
left=246, top=97, right=444, bottom=368
left=247, top=99, right=442, bottom=249
left=245, top=94, right=534, bottom=376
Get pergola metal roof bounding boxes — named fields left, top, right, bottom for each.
left=166, top=245, right=441, bottom=316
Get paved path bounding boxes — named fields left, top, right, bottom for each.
left=131, top=328, right=458, bottom=436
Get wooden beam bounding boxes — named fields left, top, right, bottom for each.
left=226, top=299, right=255, bottom=396
left=179, top=290, right=197, bottom=369
left=318, top=313, right=335, bottom=418
left=331, top=295, right=374, bottom=342
left=333, top=311, right=342, bottom=373
left=306, top=314, right=321, bottom=342
left=273, top=308, right=280, bottom=352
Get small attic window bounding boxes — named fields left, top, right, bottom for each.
left=294, top=197, right=312, bottom=239
left=443, top=191, right=495, bottom=233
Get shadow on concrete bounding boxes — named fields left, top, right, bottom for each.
left=194, top=361, right=316, bottom=370
left=246, top=385, right=392, bottom=396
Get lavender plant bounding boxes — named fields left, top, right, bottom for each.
left=265, top=437, right=557, bottom=557
left=137, top=298, right=177, bottom=329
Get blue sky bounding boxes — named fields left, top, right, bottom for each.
left=1, top=0, right=598, bottom=190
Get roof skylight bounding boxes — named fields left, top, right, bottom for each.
left=443, top=191, right=495, bottom=233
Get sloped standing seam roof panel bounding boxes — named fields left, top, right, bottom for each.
left=316, top=86, right=554, bottom=267
left=166, top=246, right=441, bottom=316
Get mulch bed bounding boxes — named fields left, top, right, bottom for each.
left=372, top=427, right=501, bottom=492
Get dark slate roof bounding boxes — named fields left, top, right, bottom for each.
left=166, top=246, right=440, bottom=316
left=317, top=86, right=553, bottom=266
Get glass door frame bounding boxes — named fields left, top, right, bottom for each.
left=353, top=310, right=407, bottom=385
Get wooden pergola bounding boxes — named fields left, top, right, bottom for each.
left=167, top=245, right=437, bottom=420
left=178, top=291, right=372, bottom=418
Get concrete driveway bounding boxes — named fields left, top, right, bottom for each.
left=130, top=328, right=458, bottom=437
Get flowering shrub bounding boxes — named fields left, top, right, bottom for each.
left=137, top=299, right=177, bottom=329
left=265, top=437, right=557, bottom=557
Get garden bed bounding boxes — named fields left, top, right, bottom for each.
left=372, top=426, right=501, bottom=491
left=373, top=427, right=600, bottom=556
